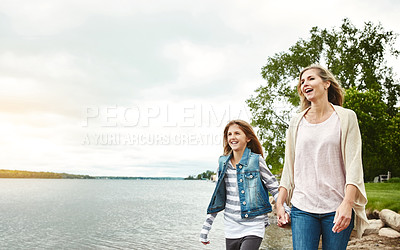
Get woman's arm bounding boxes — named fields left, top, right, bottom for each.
left=259, top=158, right=290, bottom=226
left=276, top=187, right=289, bottom=227
left=332, top=184, right=357, bottom=233
left=276, top=187, right=288, bottom=206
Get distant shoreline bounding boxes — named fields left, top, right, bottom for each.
left=93, top=176, right=184, bottom=180
left=0, top=169, right=184, bottom=180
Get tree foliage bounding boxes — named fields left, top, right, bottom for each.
left=185, top=170, right=216, bottom=180
left=197, top=170, right=216, bottom=180
left=343, top=88, right=399, bottom=180
left=246, top=19, right=400, bottom=180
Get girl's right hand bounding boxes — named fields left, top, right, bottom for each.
left=276, top=205, right=289, bottom=227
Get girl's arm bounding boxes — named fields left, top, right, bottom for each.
left=199, top=213, right=217, bottom=244
left=259, top=158, right=290, bottom=226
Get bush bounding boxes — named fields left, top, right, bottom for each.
left=388, top=177, right=400, bottom=183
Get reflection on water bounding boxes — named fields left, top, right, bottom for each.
left=0, top=179, right=292, bottom=249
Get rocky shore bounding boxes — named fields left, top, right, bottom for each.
left=347, top=233, right=400, bottom=249
left=348, top=209, right=400, bottom=249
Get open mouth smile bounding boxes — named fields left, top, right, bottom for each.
left=304, top=88, right=313, bottom=93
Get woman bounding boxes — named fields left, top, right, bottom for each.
left=275, top=64, right=369, bottom=249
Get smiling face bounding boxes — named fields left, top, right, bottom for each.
left=227, top=124, right=250, bottom=153
left=299, top=69, right=330, bottom=103
left=222, top=120, right=263, bottom=157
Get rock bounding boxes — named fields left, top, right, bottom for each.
left=348, top=233, right=400, bottom=249
left=363, top=219, right=384, bottom=235
left=269, top=196, right=275, bottom=204
left=378, top=227, right=400, bottom=238
left=380, top=209, right=400, bottom=232
left=366, top=209, right=379, bottom=219
left=372, top=209, right=380, bottom=219
left=269, top=196, right=276, bottom=214
left=349, top=229, right=358, bottom=240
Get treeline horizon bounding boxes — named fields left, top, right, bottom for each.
left=185, top=170, right=216, bottom=180
left=0, top=169, right=94, bottom=179
left=0, top=169, right=184, bottom=180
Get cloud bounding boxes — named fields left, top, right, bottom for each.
left=0, top=0, right=399, bottom=176
left=165, top=40, right=227, bottom=79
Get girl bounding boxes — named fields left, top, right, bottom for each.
left=275, top=64, right=369, bottom=249
left=200, top=119, right=290, bottom=250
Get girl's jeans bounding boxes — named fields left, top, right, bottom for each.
left=291, top=206, right=354, bottom=250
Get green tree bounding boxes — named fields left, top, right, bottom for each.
left=186, top=170, right=216, bottom=180
left=197, top=170, right=216, bottom=180
left=247, top=19, right=400, bottom=179
left=343, top=87, right=399, bottom=180
left=184, top=175, right=196, bottom=180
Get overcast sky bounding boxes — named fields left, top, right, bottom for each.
left=1, top=0, right=399, bottom=177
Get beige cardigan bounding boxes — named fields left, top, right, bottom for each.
left=280, top=104, right=369, bottom=238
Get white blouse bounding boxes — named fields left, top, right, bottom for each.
left=291, top=111, right=346, bottom=213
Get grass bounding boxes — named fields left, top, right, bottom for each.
left=365, top=182, right=400, bottom=213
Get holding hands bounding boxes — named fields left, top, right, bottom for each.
left=276, top=204, right=290, bottom=227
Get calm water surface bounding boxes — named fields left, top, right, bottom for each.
left=0, top=179, right=291, bottom=249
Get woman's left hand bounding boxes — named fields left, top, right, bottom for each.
left=332, top=199, right=353, bottom=233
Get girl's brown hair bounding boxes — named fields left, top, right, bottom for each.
left=297, top=64, right=344, bottom=111
left=223, top=119, right=264, bottom=157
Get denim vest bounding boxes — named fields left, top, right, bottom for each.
left=206, top=147, right=272, bottom=218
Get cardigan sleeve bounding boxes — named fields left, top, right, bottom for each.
left=342, top=110, right=368, bottom=206
left=279, top=115, right=299, bottom=205
left=341, top=108, right=369, bottom=238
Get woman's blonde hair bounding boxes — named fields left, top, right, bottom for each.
left=297, top=64, right=344, bottom=111
left=223, top=119, right=264, bottom=157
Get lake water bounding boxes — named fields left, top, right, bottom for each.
left=0, top=179, right=292, bottom=249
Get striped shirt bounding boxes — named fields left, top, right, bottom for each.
left=200, top=157, right=289, bottom=242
